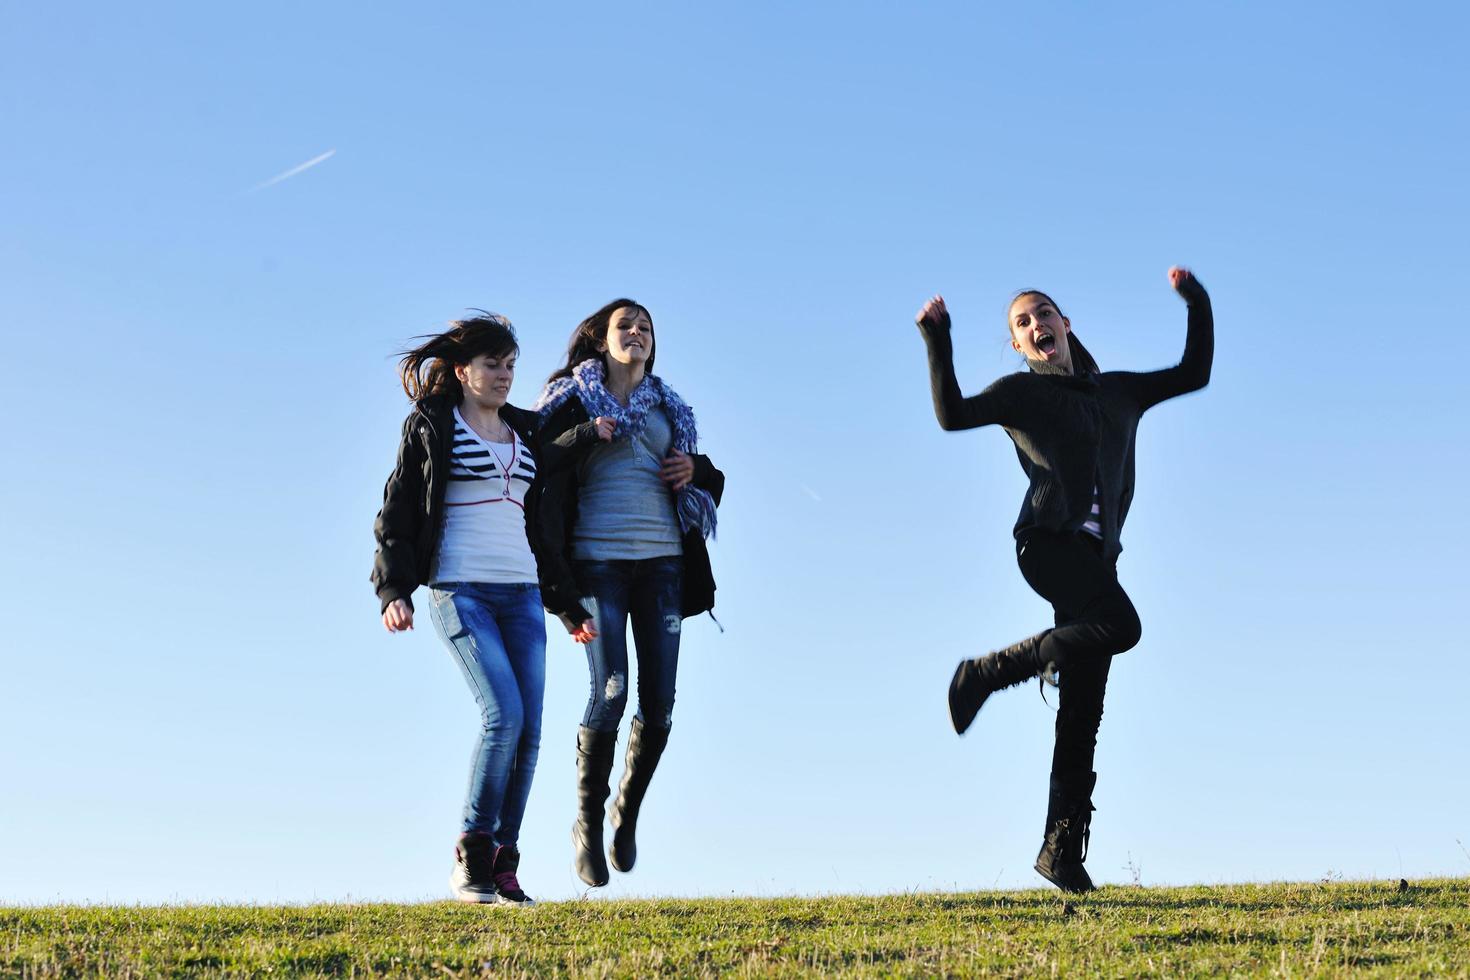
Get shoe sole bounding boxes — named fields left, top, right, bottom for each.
left=1033, top=861, right=1096, bottom=894
left=490, top=894, right=537, bottom=907
left=449, top=874, right=500, bottom=904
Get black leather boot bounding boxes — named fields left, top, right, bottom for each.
left=1034, top=770, right=1097, bottom=893
left=948, top=630, right=1053, bottom=735
left=573, top=726, right=617, bottom=887
left=609, top=718, right=670, bottom=873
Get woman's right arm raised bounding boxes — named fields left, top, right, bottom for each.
left=915, top=295, right=1013, bottom=431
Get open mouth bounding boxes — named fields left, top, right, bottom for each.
left=1036, top=332, right=1057, bottom=357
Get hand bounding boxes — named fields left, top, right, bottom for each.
left=916, top=295, right=950, bottom=331
left=592, top=416, right=617, bottom=441
left=570, top=618, right=599, bottom=644
left=660, top=449, right=696, bottom=490
left=382, top=599, right=414, bottom=633
left=1168, top=266, right=1194, bottom=291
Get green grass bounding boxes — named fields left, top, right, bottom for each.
left=5, top=879, right=1468, bottom=978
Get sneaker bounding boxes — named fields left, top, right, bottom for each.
left=490, top=845, right=535, bottom=906
left=449, top=832, right=498, bottom=903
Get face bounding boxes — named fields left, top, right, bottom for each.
left=1009, top=295, right=1073, bottom=373
left=601, top=306, right=653, bottom=367
left=454, top=351, right=516, bottom=409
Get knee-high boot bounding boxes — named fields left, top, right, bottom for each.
left=609, top=718, right=670, bottom=873
left=948, top=630, right=1053, bottom=735
left=573, top=726, right=617, bottom=887
left=1034, top=769, right=1097, bottom=893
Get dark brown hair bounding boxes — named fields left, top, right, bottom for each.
left=1008, top=290, right=1100, bottom=376
left=397, top=311, right=519, bottom=402
left=547, top=298, right=655, bottom=383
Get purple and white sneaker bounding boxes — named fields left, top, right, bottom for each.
left=490, top=845, right=535, bottom=906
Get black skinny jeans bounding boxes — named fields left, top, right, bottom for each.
left=1015, top=530, right=1142, bottom=774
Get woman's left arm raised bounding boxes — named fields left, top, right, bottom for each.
left=1115, top=266, right=1214, bottom=411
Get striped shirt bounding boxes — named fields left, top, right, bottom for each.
left=1081, top=485, right=1103, bottom=539
left=430, top=408, right=539, bottom=585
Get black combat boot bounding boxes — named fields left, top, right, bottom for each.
left=573, top=726, right=617, bottom=887
left=948, top=630, right=1053, bottom=735
left=609, top=718, right=670, bottom=873
left=1034, top=769, right=1097, bottom=893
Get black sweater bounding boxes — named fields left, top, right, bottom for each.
left=371, top=396, right=547, bottom=613
left=536, top=396, right=725, bottom=627
left=918, top=277, right=1213, bottom=563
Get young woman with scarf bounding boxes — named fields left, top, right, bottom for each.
left=914, top=267, right=1213, bottom=893
left=371, top=313, right=547, bottom=906
left=533, top=299, right=724, bottom=888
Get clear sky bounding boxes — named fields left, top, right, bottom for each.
left=3, top=1, right=1468, bottom=904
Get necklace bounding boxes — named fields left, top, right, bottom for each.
left=464, top=409, right=511, bottom=444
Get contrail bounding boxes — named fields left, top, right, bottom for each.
left=250, top=149, right=336, bottom=191
left=799, top=482, right=823, bottom=503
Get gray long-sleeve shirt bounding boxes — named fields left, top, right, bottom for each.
left=571, top=405, right=684, bottom=560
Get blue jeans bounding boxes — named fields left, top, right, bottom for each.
left=429, top=582, right=547, bottom=844
left=574, top=557, right=684, bottom=732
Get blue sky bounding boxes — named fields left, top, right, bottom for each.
left=3, top=1, right=1468, bottom=903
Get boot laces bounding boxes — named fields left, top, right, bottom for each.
left=1038, top=661, right=1060, bottom=707
left=494, top=869, right=526, bottom=900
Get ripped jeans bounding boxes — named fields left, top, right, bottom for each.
left=573, top=557, right=684, bottom=733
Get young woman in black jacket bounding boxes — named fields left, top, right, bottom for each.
left=914, top=267, right=1213, bottom=893
left=533, top=298, right=724, bottom=887
left=371, top=313, right=548, bottom=905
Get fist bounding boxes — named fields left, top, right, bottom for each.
left=382, top=599, right=414, bottom=633
left=916, top=295, right=949, bottom=331
left=570, top=618, right=599, bottom=644
left=592, top=417, right=617, bottom=441
left=1168, top=266, right=1193, bottom=290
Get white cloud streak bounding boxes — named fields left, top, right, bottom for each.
left=250, top=149, right=336, bottom=191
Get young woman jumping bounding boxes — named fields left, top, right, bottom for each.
left=533, top=299, right=724, bottom=888
left=914, top=267, right=1213, bottom=892
left=372, top=313, right=547, bottom=905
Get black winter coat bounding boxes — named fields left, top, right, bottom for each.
left=918, top=277, right=1213, bottom=564
left=371, top=396, right=546, bottom=613
left=535, top=396, right=725, bottom=627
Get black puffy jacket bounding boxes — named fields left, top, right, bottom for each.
left=371, top=395, right=546, bottom=613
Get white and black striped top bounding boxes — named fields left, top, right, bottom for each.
left=448, top=417, right=538, bottom=491
left=1082, top=485, right=1103, bottom=539
left=430, top=408, right=539, bottom=585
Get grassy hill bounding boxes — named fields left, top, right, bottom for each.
left=6, top=878, right=1467, bottom=977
